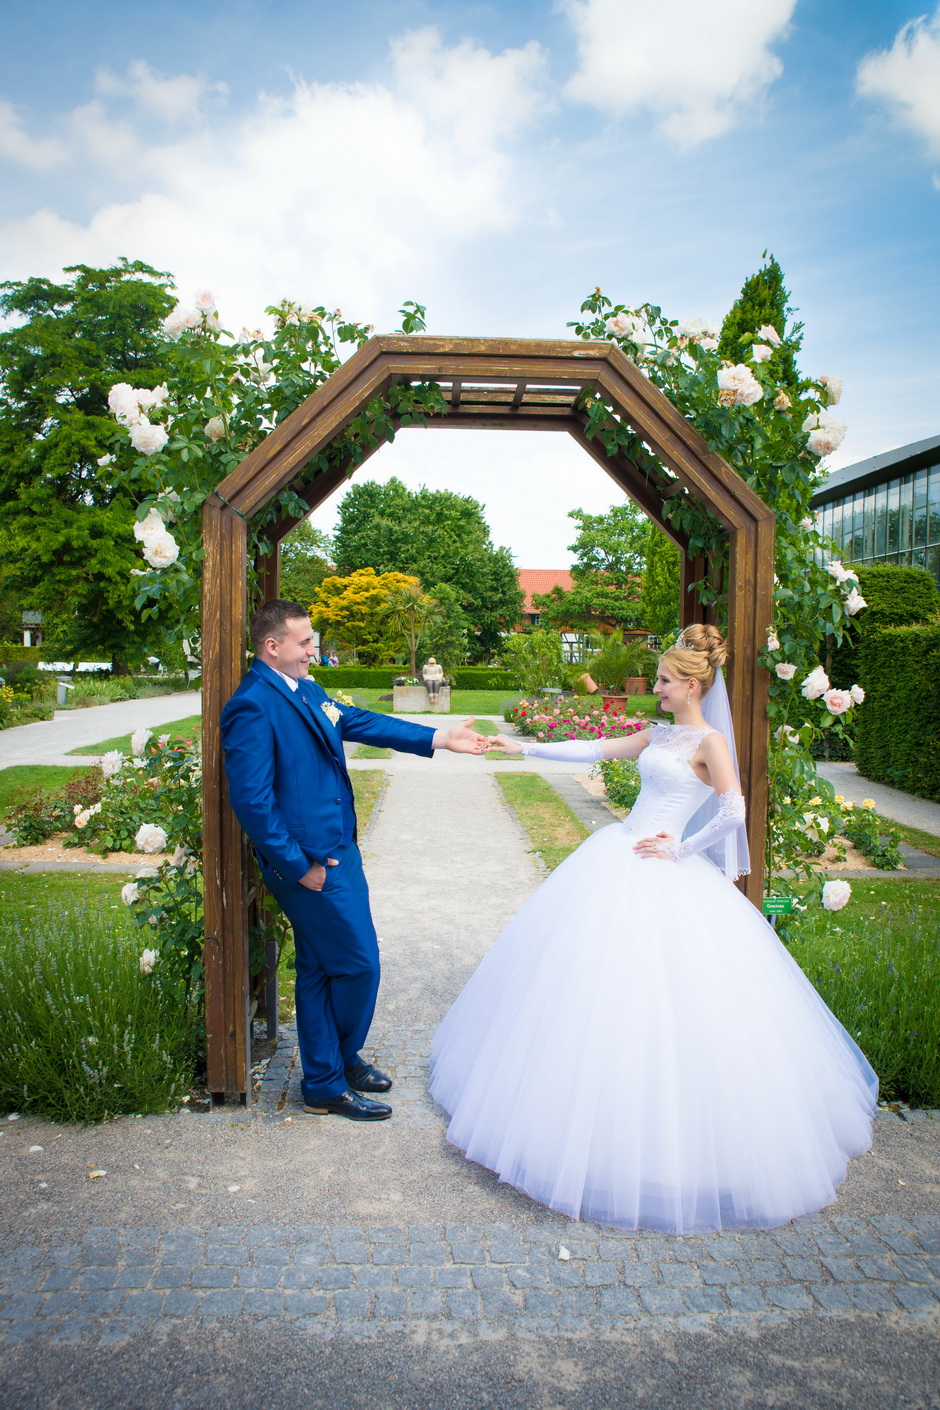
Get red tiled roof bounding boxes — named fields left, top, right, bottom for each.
left=517, top=569, right=573, bottom=613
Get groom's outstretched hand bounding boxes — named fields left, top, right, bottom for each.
left=432, top=717, right=489, bottom=754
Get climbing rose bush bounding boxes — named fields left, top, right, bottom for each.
left=569, top=289, right=866, bottom=886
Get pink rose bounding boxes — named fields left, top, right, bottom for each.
left=775, top=662, right=796, bottom=680
left=850, top=684, right=865, bottom=704
left=822, top=688, right=852, bottom=716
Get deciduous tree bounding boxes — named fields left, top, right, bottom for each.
left=532, top=504, right=647, bottom=632
left=0, top=260, right=175, bottom=669
left=332, top=478, right=523, bottom=658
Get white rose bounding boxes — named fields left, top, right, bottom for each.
left=850, top=684, right=865, bottom=704
left=96, top=454, right=115, bottom=467
left=699, top=336, right=719, bottom=352
left=135, top=823, right=168, bottom=854
left=750, top=343, right=773, bottom=363
left=803, top=411, right=847, bottom=458
left=204, top=416, right=226, bottom=441
left=135, top=384, right=168, bottom=412
left=757, top=324, right=782, bottom=348
left=844, top=588, right=867, bottom=616
left=800, top=516, right=815, bottom=529
left=822, top=879, right=851, bottom=912
left=774, top=724, right=799, bottom=744
left=121, top=882, right=140, bottom=906
left=773, top=391, right=791, bottom=411
left=74, top=809, right=90, bottom=829
left=183, top=308, right=202, bottom=330
left=775, top=662, right=797, bottom=680
left=100, top=749, right=125, bottom=779
left=108, top=383, right=144, bottom=427
left=142, top=531, right=180, bottom=569
left=716, top=364, right=763, bottom=407
left=131, top=728, right=152, bottom=757
left=139, top=948, right=160, bottom=975
left=818, top=373, right=843, bottom=407
left=133, top=509, right=165, bottom=543
left=170, top=844, right=192, bottom=869
left=826, top=561, right=850, bottom=583
left=135, top=865, right=160, bottom=879
left=822, top=688, right=852, bottom=716
left=129, top=421, right=169, bottom=456
left=605, top=311, right=646, bottom=341
left=193, top=289, right=217, bottom=316
left=158, top=733, right=171, bottom=746
left=766, top=632, right=780, bottom=651
left=801, top=665, right=830, bottom=700
left=162, top=305, right=191, bottom=340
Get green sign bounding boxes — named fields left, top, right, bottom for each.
left=762, top=897, right=794, bottom=915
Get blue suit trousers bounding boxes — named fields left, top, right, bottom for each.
left=268, top=843, right=378, bottom=1101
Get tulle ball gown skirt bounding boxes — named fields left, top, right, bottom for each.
left=430, top=825, right=878, bottom=1233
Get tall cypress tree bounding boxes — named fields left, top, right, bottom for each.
left=718, top=253, right=802, bottom=390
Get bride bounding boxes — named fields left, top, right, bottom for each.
left=430, top=625, right=878, bottom=1233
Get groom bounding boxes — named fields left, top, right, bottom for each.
left=221, top=599, right=487, bottom=1121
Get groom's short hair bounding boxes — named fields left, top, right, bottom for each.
left=250, top=599, right=309, bottom=653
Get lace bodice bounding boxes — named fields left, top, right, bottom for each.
left=621, top=725, right=717, bottom=841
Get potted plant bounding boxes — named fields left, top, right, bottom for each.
left=583, top=639, right=657, bottom=706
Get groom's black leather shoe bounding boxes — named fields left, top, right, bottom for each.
left=303, top=1090, right=392, bottom=1120
left=344, top=1061, right=393, bottom=1094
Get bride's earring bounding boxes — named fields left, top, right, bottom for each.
left=686, top=687, right=693, bottom=705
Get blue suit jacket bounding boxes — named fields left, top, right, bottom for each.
left=221, top=659, right=435, bottom=883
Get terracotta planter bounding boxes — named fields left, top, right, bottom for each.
left=600, top=693, right=629, bottom=712
left=623, top=677, right=648, bottom=695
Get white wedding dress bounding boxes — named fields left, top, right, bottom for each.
left=430, top=724, right=878, bottom=1233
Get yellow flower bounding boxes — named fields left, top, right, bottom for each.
left=320, top=701, right=341, bottom=727
left=861, top=799, right=876, bottom=809
left=808, top=796, right=822, bottom=805
left=833, top=795, right=845, bottom=804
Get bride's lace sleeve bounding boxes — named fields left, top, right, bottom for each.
left=662, top=790, right=746, bottom=862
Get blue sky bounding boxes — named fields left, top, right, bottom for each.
left=2, top=0, right=938, bottom=563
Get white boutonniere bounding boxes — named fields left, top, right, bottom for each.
left=320, top=701, right=341, bottom=727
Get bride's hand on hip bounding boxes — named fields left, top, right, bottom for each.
left=634, top=831, right=676, bottom=860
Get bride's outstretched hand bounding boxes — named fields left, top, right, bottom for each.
left=634, top=831, right=676, bottom=860
left=489, top=734, right=524, bottom=755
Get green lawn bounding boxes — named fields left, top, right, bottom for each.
left=0, top=764, right=95, bottom=809
left=896, top=822, right=940, bottom=856
left=69, top=714, right=202, bottom=755
left=351, top=744, right=393, bottom=760
left=0, top=869, right=135, bottom=923
left=495, top=772, right=590, bottom=871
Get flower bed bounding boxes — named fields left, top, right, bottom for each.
left=506, top=697, right=649, bottom=744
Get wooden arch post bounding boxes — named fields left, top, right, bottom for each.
left=202, top=337, right=776, bottom=1099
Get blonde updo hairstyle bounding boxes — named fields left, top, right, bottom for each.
left=659, top=624, right=729, bottom=698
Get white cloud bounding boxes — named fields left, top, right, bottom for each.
left=94, top=60, right=228, bottom=125
left=857, top=8, right=940, bottom=178
left=560, top=0, right=795, bottom=145
left=0, top=100, right=66, bottom=169
left=0, top=29, right=547, bottom=328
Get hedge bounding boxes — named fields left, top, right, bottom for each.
left=0, top=646, right=44, bottom=665
left=853, top=623, right=940, bottom=801
left=309, top=666, right=521, bottom=691
left=829, top=563, right=940, bottom=690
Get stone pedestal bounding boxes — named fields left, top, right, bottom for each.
left=392, top=685, right=451, bottom=713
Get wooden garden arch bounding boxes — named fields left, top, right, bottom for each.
left=202, top=336, right=776, bottom=1099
